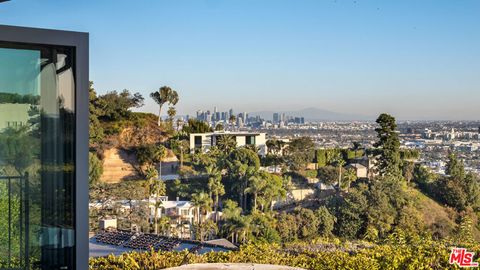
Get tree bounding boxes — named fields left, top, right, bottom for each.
left=89, top=82, right=104, bottom=143
left=150, top=86, right=179, bottom=126
left=402, top=161, right=415, bottom=184
left=445, top=153, right=465, bottom=179
left=222, top=199, right=242, bottom=220
left=145, top=166, right=166, bottom=234
left=352, top=141, right=362, bottom=156
left=328, top=190, right=368, bottom=239
left=206, top=165, right=225, bottom=222
left=191, top=192, right=213, bottom=224
left=342, top=168, right=357, bottom=192
left=293, top=208, right=320, bottom=239
left=266, top=139, right=286, bottom=171
left=316, top=206, right=336, bottom=237
left=0, top=126, right=39, bottom=175
left=194, top=219, right=218, bottom=241
left=330, top=152, right=346, bottom=191
left=276, top=212, right=298, bottom=242
left=96, top=89, right=144, bottom=121
left=318, top=166, right=338, bottom=186
left=227, top=148, right=261, bottom=171
left=216, top=134, right=237, bottom=153
left=229, top=115, right=236, bottom=129
left=285, top=137, right=315, bottom=171
left=170, top=138, right=189, bottom=168
left=136, top=144, right=167, bottom=167
left=245, top=172, right=266, bottom=212
left=266, top=139, right=285, bottom=155
left=374, top=113, right=401, bottom=177
left=215, top=123, right=224, bottom=131
left=167, top=106, right=177, bottom=124
left=182, top=119, right=213, bottom=134
left=260, top=173, right=287, bottom=212
left=157, top=216, right=171, bottom=235
left=89, top=152, right=103, bottom=185
left=434, top=153, right=480, bottom=211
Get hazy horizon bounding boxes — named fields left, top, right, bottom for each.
left=1, top=0, right=479, bottom=120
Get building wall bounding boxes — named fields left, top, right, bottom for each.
left=190, top=132, right=268, bottom=156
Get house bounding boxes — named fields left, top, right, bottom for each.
left=149, top=196, right=195, bottom=238
left=350, top=155, right=377, bottom=178
left=189, top=131, right=267, bottom=156
left=345, top=163, right=368, bottom=179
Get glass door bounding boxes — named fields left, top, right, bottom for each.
left=0, top=43, right=76, bottom=270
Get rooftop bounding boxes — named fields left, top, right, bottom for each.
left=89, top=230, right=236, bottom=258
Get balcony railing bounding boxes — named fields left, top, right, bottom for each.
left=0, top=174, right=29, bottom=270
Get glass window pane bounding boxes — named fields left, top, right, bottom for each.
left=0, top=44, right=76, bottom=270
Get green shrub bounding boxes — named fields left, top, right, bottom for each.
left=89, top=238, right=480, bottom=270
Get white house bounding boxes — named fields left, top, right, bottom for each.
left=149, top=196, right=195, bottom=239
left=189, top=131, right=267, bottom=156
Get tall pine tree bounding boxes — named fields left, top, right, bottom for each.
left=374, top=113, right=401, bottom=177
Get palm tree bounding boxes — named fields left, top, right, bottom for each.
left=206, top=165, right=225, bottom=222
left=342, top=168, right=357, bottom=192
left=157, top=216, right=171, bottom=236
left=167, top=106, right=177, bottom=125
left=352, top=141, right=362, bottom=157
left=221, top=200, right=243, bottom=243
left=229, top=115, right=236, bottom=130
left=150, top=86, right=179, bottom=126
left=244, top=144, right=260, bottom=154
left=331, top=154, right=346, bottom=192
left=145, top=166, right=165, bottom=233
left=171, top=138, right=189, bottom=168
left=266, top=139, right=285, bottom=172
left=216, top=134, right=237, bottom=153
left=245, top=172, right=265, bottom=212
left=191, top=192, right=212, bottom=224
left=236, top=215, right=253, bottom=244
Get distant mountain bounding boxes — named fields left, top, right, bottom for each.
left=250, top=107, right=374, bottom=121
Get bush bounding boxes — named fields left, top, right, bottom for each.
left=304, top=170, right=318, bottom=179
left=89, top=237, right=480, bottom=270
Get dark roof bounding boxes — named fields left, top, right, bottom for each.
left=90, top=230, right=237, bottom=257
left=204, top=238, right=237, bottom=249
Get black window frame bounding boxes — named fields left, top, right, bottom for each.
left=0, top=24, right=89, bottom=270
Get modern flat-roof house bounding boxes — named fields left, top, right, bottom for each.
left=190, top=131, right=267, bottom=156
left=0, top=25, right=88, bottom=270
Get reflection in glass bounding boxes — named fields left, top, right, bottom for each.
left=0, top=44, right=76, bottom=269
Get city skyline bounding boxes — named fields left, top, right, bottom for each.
left=1, top=1, right=480, bottom=120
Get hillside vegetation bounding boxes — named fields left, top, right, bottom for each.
left=87, top=84, right=480, bottom=269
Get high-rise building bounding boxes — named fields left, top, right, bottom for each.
left=273, top=113, right=279, bottom=123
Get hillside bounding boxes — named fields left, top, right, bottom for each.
left=91, top=112, right=173, bottom=183
left=410, top=187, right=480, bottom=241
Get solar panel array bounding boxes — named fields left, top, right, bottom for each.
left=94, top=230, right=237, bottom=253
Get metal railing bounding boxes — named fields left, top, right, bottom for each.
left=0, top=173, right=29, bottom=270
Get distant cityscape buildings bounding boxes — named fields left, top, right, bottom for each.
left=192, top=107, right=305, bottom=129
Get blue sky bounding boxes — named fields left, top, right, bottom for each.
left=1, top=0, right=479, bottom=120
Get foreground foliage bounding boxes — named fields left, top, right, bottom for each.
left=89, top=233, right=479, bottom=270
